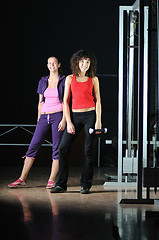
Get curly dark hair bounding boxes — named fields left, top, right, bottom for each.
left=70, top=50, right=97, bottom=78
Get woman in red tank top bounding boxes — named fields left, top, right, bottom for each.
left=51, top=50, right=102, bottom=194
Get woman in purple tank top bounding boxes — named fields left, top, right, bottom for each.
left=8, top=56, right=66, bottom=189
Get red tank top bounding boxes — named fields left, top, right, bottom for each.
left=70, top=74, right=95, bottom=110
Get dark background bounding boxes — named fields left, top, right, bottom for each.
left=1, top=0, right=135, bottom=167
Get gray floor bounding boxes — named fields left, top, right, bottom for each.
left=0, top=166, right=159, bottom=240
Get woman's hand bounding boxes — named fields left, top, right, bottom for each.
left=58, top=118, right=66, bottom=131
left=95, top=120, right=102, bottom=134
left=67, top=122, right=75, bottom=135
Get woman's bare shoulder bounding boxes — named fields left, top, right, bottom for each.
left=66, top=74, right=73, bottom=82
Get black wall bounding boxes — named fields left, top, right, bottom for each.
left=1, top=0, right=135, bottom=167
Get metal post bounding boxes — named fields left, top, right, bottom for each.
left=143, top=7, right=149, bottom=168
left=127, top=11, right=135, bottom=158
left=118, top=6, right=124, bottom=183
left=136, top=0, right=144, bottom=201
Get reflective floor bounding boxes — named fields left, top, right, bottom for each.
left=0, top=167, right=159, bottom=240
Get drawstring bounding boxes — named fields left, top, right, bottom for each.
left=47, top=114, right=50, bottom=124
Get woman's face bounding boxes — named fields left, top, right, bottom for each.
left=78, top=58, right=90, bottom=74
left=47, top=57, right=60, bottom=72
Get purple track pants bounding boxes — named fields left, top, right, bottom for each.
left=25, top=112, right=64, bottom=160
